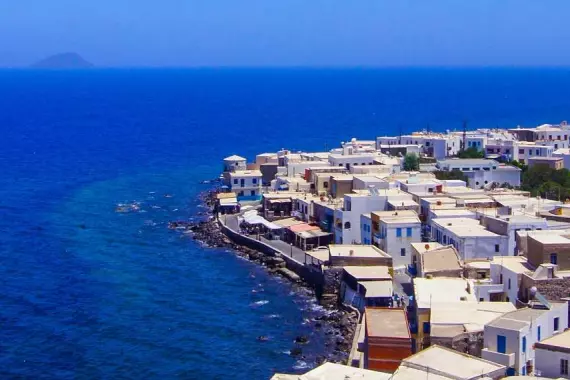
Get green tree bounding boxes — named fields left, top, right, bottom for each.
left=403, top=153, right=419, bottom=171
left=457, top=147, right=485, bottom=159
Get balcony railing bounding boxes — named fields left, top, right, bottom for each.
left=482, top=348, right=515, bottom=367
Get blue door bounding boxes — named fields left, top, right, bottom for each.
left=497, top=335, right=506, bottom=354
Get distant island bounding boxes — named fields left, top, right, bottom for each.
left=31, top=53, right=94, bottom=69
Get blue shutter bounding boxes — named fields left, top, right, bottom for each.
left=407, top=227, right=412, bottom=237
left=396, top=228, right=402, bottom=237
left=522, top=336, right=526, bottom=353
left=497, top=335, right=506, bottom=354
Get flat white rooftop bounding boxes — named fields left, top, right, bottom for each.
left=413, top=278, right=476, bottom=309
left=529, top=233, right=570, bottom=244
left=430, top=209, right=476, bottom=218
left=328, top=244, right=390, bottom=258
left=229, top=170, right=262, bottom=177
left=535, top=329, right=570, bottom=350
left=343, top=265, right=391, bottom=280
left=399, top=345, right=505, bottom=379
left=433, top=218, right=500, bottom=238
left=491, top=256, right=535, bottom=274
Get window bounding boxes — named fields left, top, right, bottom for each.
left=250, top=190, right=255, bottom=196
left=506, top=149, right=511, bottom=154
left=538, top=326, right=541, bottom=341
left=508, top=278, right=511, bottom=290
left=555, top=144, right=559, bottom=149
left=423, top=322, right=430, bottom=333
left=495, top=244, right=500, bottom=253
left=561, top=359, right=569, bottom=376
left=555, top=317, right=560, bottom=331
left=443, top=235, right=447, bottom=244
left=550, top=135, right=553, bottom=140
left=406, top=227, right=412, bottom=237
left=323, top=181, right=329, bottom=188
left=558, top=135, right=562, bottom=140
left=344, top=222, right=351, bottom=229
left=401, top=248, right=406, bottom=256
left=479, top=297, right=484, bottom=302
left=396, top=228, right=402, bottom=237
left=500, top=274, right=503, bottom=284
left=522, top=336, right=526, bottom=353
left=252, top=178, right=257, bottom=184
left=536, top=149, right=540, bottom=155
left=497, top=335, right=506, bottom=354
left=529, top=150, right=532, bottom=156
left=240, top=179, right=245, bottom=187
left=551, top=253, right=558, bottom=265
left=519, top=149, right=524, bottom=154
left=233, top=179, right=238, bottom=184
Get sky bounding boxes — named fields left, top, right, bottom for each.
left=2, top=0, right=570, bottom=67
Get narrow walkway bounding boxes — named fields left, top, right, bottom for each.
left=259, top=237, right=306, bottom=263
left=219, top=214, right=306, bottom=264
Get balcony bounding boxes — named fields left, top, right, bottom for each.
left=482, top=348, right=515, bottom=367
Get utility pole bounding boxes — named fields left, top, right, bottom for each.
left=462, top=120, right=468, bottom=152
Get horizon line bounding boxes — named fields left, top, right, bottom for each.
left=5, top=64, right=570, bottom=70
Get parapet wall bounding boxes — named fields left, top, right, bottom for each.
left=218, top=219, right=324, bottom=291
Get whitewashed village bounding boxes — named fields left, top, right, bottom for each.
left=215, top=122, right=570, bottom=380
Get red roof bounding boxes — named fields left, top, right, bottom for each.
left=288, top=223, right=321, bottom=233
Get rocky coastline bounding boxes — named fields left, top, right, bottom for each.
left=177, top=189, right=358, bottom=366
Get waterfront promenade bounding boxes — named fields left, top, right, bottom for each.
left=222, top=214, right=307, bottom=263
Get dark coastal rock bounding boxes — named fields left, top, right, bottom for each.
left=186, top=187, right=358, bottom=362
left=290, top=347, right=303, bottom=357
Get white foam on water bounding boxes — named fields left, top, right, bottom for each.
left=250, top=300, right=269, bottom=306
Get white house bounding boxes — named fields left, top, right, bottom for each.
left=376, top=212, right=421, bottom=270
left=399, top=133, right=461, bottom=159
left=228, top=170, right=262, bottom=200
left=333, top=189, right=410, bottom=244
left=328, top=153, right=378, bottom=170
left=482, top=302, right=569, bottom=376
left=436, top=158, right=521, bottom=189
left=352, top=175, right=390, bottom=191
left=431, top=217, right=509, bottom=260
left=517, top=142, right=553, bottom=165
left=554, top=148, right=570, bottom=169
left=535, top=329, right=570, bottom=379
left=223, top=154, right=247, bottom=172
left=480, top=213, right=549, bottom=256
left=489, top=256, right=536, bottom=305
left=360, top=213, right=372, bottom=245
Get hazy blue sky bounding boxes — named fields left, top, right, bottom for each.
left=2, top=0, right=570, bottom=67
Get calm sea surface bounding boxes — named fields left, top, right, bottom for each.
left=2, top=68, right=570, bottom=379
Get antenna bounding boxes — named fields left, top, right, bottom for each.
left=462, top=120, right=468, bottom=152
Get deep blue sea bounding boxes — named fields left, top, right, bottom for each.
left=2, top=68, right=570, bottom=379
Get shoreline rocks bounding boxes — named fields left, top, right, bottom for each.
left=177, top=189, right=357, bottom=365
